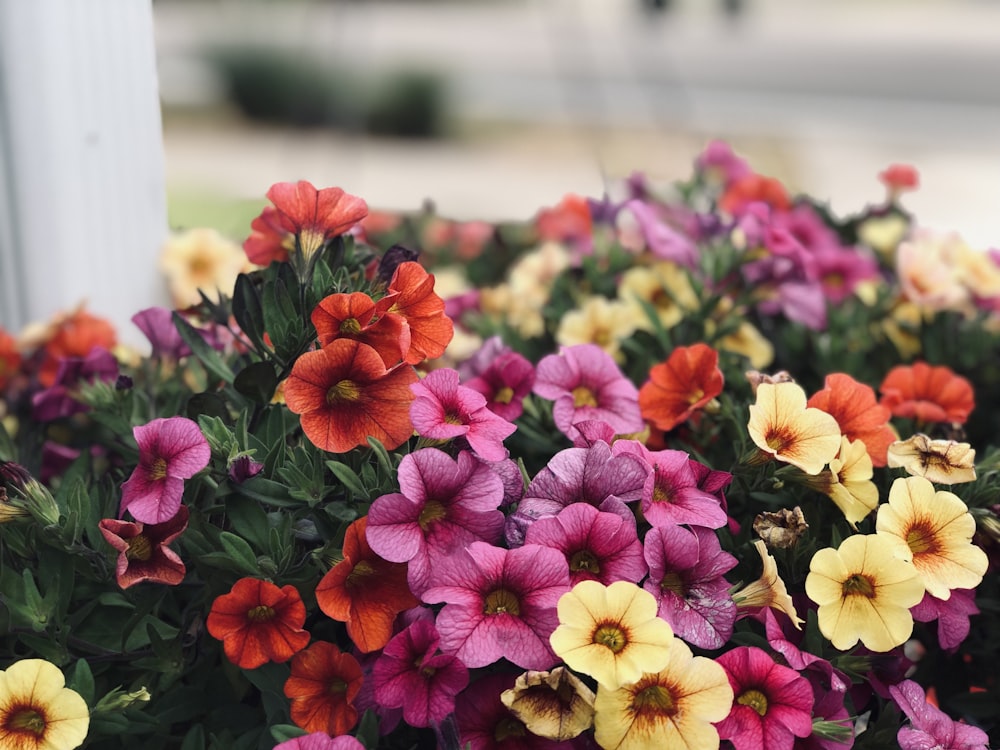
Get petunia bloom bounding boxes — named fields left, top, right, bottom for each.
left=875, top=476, right=988, bottom=600
left=284, top=339, right=418, bottom=453
left=748, top=382, right=842, bottom=475
left=799, top=436, right=880, bottom=528
left=887, top=434, right=977, bottom=485
left=732, top=540, right=803, bottom=629
left=206, top=577, right=311, bottom=669
left=807, top=373, right=896, bottom=467
left=638, top=343, right=724, bottom=432
left=315, top=516, right=418, bottom=653
left=454, top=672, right=569, bottom=750
left=284, top=641, right=363, bottom=736
left=593, top=636, right=733, bottom=750
left=500, top=667, right=595, bottom=741
left=714, top=646, right=814, bottom=750
left=99, top=506, right=189, bottom=588
left=119, top=416, right=211, bottom=524
left=385, top=261, right=454, bottom=365
left=879, top=362, right=974, bottom=424
left=274, top=734, right=365, bottom=750
left=311, top=291, right=409, bottom=367
left=911, top=588, right=980, bottom=653
left=889, top=679, right=989, bottom=750
left=0, top=659, right=90, bottom=750
left=463, top=349, right=536, bottom=421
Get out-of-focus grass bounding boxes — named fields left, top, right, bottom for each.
left=167, top=188, right=264, bottom=240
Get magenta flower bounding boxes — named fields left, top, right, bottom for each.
left=890, top=679, right=989, bottom=750
left=623, top=199, right=699, bottom=267
left=464, top=350, right=536, bottom=421
left=911, top=588, right=979, bottom=653
left=32, top=348, right=119, bottom=421
left=119, top=417, right=211, bottom=524
left=372, top=619, right=469, bottom=727
left=99, top=506, right=189, bottom=588
left=421, top=542, right=569, bottom=670
left=274, top=734, right=365, bottom=750
left=695, top=139, right=752, bottom=186
left=366, top=448, right=505, bottom=596
left=613, top=441, right=728, bottom=529
left=523, top=503, right=646, bottom=587
left=643, top=524, right=737, bottom=649
left=410, top=368, right=517, bottom=461
left=532, top=344, right=644, bottom=443
left=504, top=440, right=648, bottom=547
left=715, top=646, right=815, bottom=750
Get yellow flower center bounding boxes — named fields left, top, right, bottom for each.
left=737, top=688, right=769, bottom=716
left=633, top=683, right=677, bottom=716
left=328, top=678, right=347, bottom=695
left=660, top=572, right=686, bottom=596
left=651, top=481, right=671, bottom=504
left=8, top=707, right=46, bottom=736
left=842, top=574, right=875, bottom=598
left=569, top=549, right=601, bottom=574
left=149, top=457, right=168, bottom=481
left=125, top=534, right=153, bottom=562
left=494, top=717, right=527, bottom=742
left=765, top=427, right=793, bottom=453
left=483, top=588, right=521, bottom=616
left=572, top=386, right=598, bottom=408
left=494, top=386, right=515, bottom=405
left=686, top=387, right=705, bottom=405
left=418, top=500, right=447, bottom=531
left=246, top=605, right=276, bottom=623
left=593, top=623, right=628, bottom=653
left=339, top=317, right=362, bottom=335
left=347, top=560, right=375, bottom=590
left=298, top=228, right=326, bottom=259
left=905, top=524, right=937, bottom=555
left=444, top=413, right=464, bottom=425
left=327, top=379, right=361, bottom=404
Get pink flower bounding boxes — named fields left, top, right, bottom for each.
left=533, top=344, right=644, bottom=443
left=911, top=588, right=979, bottom=653
left=524, top=503, right=646, bottom=587
left=643, top=524, right=737, bottom=649
left=372, top=619, right=469, bottom=727
left=98, top=506, right=189, bottom=588
left=410, top=368, right=517, bottom=461
left=366, top=448, right=505, bottom=596
left=715, top=646, right=815, bottom=750
left=890, top=679, right=988, bottom=750
left=463, top=350, right=536, bottom=421
left=422, top=542, right=570, bottom=670
left=274, top=733, right=365, bottom=750
left=120, top=417, right=211, bottom=523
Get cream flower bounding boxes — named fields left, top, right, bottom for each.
left=732, top=540, right=803, bottom=629
left=803, top=436, right=880, bottom=527
left=555, top=295, right=643, bottom=361
left=160, top=227, right=248, bottom=308
left=747, top=382, right=842, bottom=475
left=0, top=659, right=90, bottom=750
left=617, top=261, right=698, bottom=330
left=895, top=229, right=970, bottom=313
left=500, top=667, right=595, bottom=741
left=887, top=434, right=977, bottom=485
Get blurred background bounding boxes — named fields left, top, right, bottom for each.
left=156, top=0, right=1000, bottom=247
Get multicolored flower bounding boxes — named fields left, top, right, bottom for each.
left=99, top=505, right=189, bottom=589
left=0, top=659, right=90, bottom=750
left=732, top=540, right=803, bottom=629
left=463, top=349, right=536, bottom=421
left=889, top=679, right=989, bottom=750
left=311, top=291, right=409, bottom=367
left=748, top=382, right=842, bottom=475
left=886, top=434, right=977, bottom=485
left=385, top=261, right=454, bottom=365
left=807, top=373, right=896, bottom=467
left=160, top=227, right=248, bottom=307
left=499, top=667, right=595, bottom=741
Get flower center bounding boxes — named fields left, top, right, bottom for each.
left=483, top=588, right=521, bottom=616
left=246, top=605, right=276, bottom=623
left=298, top=228, right=326, bottom=259
left=633, top=683, right=677, bottom=716
left=905, top=525, right=936, bottom=555
left=328, top=678, right=347, bottom=695
left=149, top=457, right=168, bottom=481
left=569, top=549, right=601, bottom=574
left=494, top=386, right=515, bottom=405
left=125, top=534, right=153, bottom=562
left=494, top=716, right=526, bottom=742
left=686, top=387, right=705, bottom=405
left=339, top=317, right=362, bottom=335
left=842, top=574, right=875, bottom=598
left=651, top=480, right=672, bottom=504
left=7, top=707, right=46, bottom=736
left=737, top=688, right=769, bottom=716
left=593, top=623, right=628, bottom=653
left=660, top=571, right=686, bottom=597
left=443, top=412, right=464, bottom=425
left=572, top=386, right=598, bottom=408
left=327, top=379, right=360, bottom=404
left=418, top=500, right=447, bottom=531
left=346, top=560, right=375, bottom=590
left=765, top=428, right=792, bottom=453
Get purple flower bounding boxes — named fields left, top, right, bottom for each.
left=890, top=679, right=989, bottom=750
left=119, top=417, right=211, bottom=524
left=227, top=455, right=264, bottom=484
left=132, top=307, right=190, bottom=359
left=31, top=348, right=118, bottom=421
left=623, top=199, right=698, bottom=267
left=911, top=588, right=979, bottom=653
left=642, top=524, right=737, bottom=649
left=533, top=344, right=643, bottom=443
left=367, top=448, right=505, bottom=596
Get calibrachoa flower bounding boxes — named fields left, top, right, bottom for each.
left=807, top=372, right=896, bottom=467
left=875, top=476, right=988, bottom=600
left=284, top=338, right=419, bottom=453
left=372, top=619, right=469, bottom=728
left=454, top=672, right=571, bottom=750
left=0, top=659, right=90, bottom=750
left=732, top=540, right=803, bottom=629
left=421, top=541, right=570, bottom=670
left=206, top=577, right=310, bottom=669
left=32, top=347, right=119, bottom=422
left=99, top=505, right=189, bottom=589
left=889, top=679, right=989, bottom=750
left=592, top=636, right=733, bottom=750
left=642, top=524, right=738, bottom=649
left=409, top=368, right=517, bottom=462
left=0, top=327, right=21, bottom=391
left=274, top=734, right=365, bottom=750
left=385, top=261, right=454, bottom=365
left=805, top=534, right=924, bottom=652
left=799, top=436, right=880, bottom=528
left=314, top=516, right=418, bottom=653
left=119, top=416, right=211, bottom=524
left=748, top=381, right=842, bottom=475
left=887, top=434, right=977, bottom=485
left=638, top=343, right=724, bottom=432
left=28, top=304, right=116, bottom=387
left=911, top=588, right=980, bottom=652
left=160, top=227, right=247, bottom=307
left=500, top=667, right=596, bottom=741
left=533, top=344, right=644, bottom=442
left=284, top=641, right=363, bottom=736
left=714, top=646, right=814, bottom=750
left=311, top=291, right=409, bottom=367
left=549, top=580, right=673, bottom=690
left=879, top=361, right=975, bottom=424
left=463, top=349, right=536, bottom=421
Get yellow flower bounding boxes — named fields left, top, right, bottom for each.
left=803, top=437, right=880, bottom=528
left=747, top=382, right=842, bottom=475
left=875, top=476, right=988, bottom=600
left=555, top=295, right=643, bottom=361
left=593, top=637, right=733, bottom=750
left=856, top=212, right=908, bottom=260
left=805, top=534, right=924, bottom=652
left=500, top=667, right=595, bottom=741
left=887, top=434, right=977, bottom=485
left=549, top=580, right=673, bottom=691
left=732, top=540, right=803, bottom=629
left=0, top=659, right=90, bottom=750
left=159, top=227, right=248, bottom=308
left=717, top=321, right=775, bottom=370
left=617, top=262, right=697, bottom=330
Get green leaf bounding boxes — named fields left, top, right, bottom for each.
left=181, top=725, right=206, bottom=750
left=232, top=272, right=268, bottom=353
left=269, top=725, right=306, bottom=744
left=325, top=461, right=367, bottom=501
left=234, top=361, right=278, bottom=405
left=219, top=531, right=262, bottom=576
left=172, top=311, right=235, bottom=383
left=67, top=659, right=95, bottom=705
left=236, top=477, right=298, bottom=508
left=225, top=495, right=272, bottom=551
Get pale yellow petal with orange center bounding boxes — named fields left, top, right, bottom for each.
left=748, top=382, right=842, bottom=475
left=0, top=659, right=90, bottom=750
left=826, top=437, right=880, bottom=527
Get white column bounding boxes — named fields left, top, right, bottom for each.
left=0, top=0, right=169, bottom=345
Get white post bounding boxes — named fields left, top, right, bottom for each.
left=0, top=0, right=169, bottom=346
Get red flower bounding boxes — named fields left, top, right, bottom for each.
left=386, top=262, right=454, bottom=365
left=879, top=362, right=974, bottom=424
left=315, top=516, right=418, bottom=653
left=98, top=506, right=189, bottom=588
left=0, top=328, right=22, bottom=391
left=638, top=343, right=724, bottom=432
left=206, top=577, right=311, bottom=669
left=284, top=641, right=363, bottom=736
left=808, top=373, right=896, bottom=467
left=37, top=307, right=117, bottom=387
left=535, top=193, right=592, bottom=244
left=244, top=206, right=294, bottom=266
left=311, top=292, right=409, bottom=367
left=284, top=339, right=418, bottom=453
left=719, top=173, right=791, bottom=216
left=879, top=163, right=920, bottom=194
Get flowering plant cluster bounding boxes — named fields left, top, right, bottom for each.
left=1, top=145, right=999, bottom=750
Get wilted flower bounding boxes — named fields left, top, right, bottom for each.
left=732, top=540, right=803, bottom=629
left=887, top=434, right=976, bottom=484
left=500, top=667, right=596, bottom=741
left=99, top=506, right=189, bottom=589
left=752, top=507, right=808, bottom=550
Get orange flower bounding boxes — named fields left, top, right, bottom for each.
left=284, top=641, right=363, bottom=736
left=639, top=343, right=724, bottom=432
left=0, top=328, right=22, bottom=391
left=747, top=382, right=842, bottom=475
left=719, top=173, right=791, bottom=216
left=808, top=373, right=896, bottom=467
left=311, top=291, right=410, bottom=367
left=206, top=577, right=311, bottom=669
left=385, top=262, right=454, bottom=365
left=315, top=516, right=418, bottom=653
left=536, top=193, right=592, bottom=244
left=284, top=339, right=418, bottom=453
left=36, top=306, right=117, bottom=387
left=879, top=362, right=974, bottom=424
